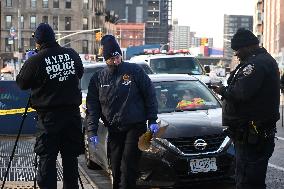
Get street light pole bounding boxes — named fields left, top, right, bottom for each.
left=56, top=28, right=102, bottom=42
left=114, top=19, right=127, bottom=48
left=17, top=1, right=22, bottom=71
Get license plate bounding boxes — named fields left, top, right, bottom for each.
left=189, top=157, right=217, bottom=173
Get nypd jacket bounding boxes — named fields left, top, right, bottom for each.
left=16, top=42, right=83, bottom=111
left=220, top=48, right=280, bottom=125
left=86, top=62, right=158, bottom=134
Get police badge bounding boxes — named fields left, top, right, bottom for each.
left=122, top=74, right=131, bottom=85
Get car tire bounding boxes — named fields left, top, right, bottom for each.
left=84, top=132, right=102, bottom=170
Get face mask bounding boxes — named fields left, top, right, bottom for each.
left=107, top=64, right=118, bottom=72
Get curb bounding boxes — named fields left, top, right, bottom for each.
left=78, top=163, right=99, bottom=189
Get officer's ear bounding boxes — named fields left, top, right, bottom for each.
left=35, top=43, right=41, bottom=50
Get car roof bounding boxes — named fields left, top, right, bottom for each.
left=83, top=62, right=106, bottom=68
left=149, top=74, right=199, bottom=82
left=83, top=61, right=149, bottom=68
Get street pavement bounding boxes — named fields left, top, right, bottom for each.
left=0, top=136, right=96, bottom=189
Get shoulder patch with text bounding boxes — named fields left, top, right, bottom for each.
left=242, top=64, right=255, bottom=76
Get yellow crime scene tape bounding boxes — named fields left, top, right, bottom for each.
left=0, top=108, right=35, bottom=116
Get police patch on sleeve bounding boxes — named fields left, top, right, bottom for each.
left=242, top=64, right=255, bottom=76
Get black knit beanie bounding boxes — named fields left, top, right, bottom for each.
left=101, top=35, right=122, bottom=61
left=231, top=28, right=259, bottom=51
left=33, top=23, right=56, bottom=44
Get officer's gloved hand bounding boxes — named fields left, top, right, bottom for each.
left=89, top=135, right=98, bottom=146
left=149, top=124, right=159, bottom=134
left=25, top=49, right=37, bottom=60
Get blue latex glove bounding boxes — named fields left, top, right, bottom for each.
left=149, top=124, right=159, bottom=134
left=25, top=49, right=37, bottom=60
left=89, top=135, right=98, bottom=146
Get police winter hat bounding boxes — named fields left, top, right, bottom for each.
left=231, top=28, right=259, bottom=51
left=101, top=35, right=122, bottom=61
left=33, top=23, right=56, bottom=44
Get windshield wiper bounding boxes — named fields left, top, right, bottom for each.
left=175, top=108, right=208, bottom=112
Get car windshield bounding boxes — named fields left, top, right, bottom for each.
left=153, top=80, right=220, bottom=113
left=150, top=57, right=203, bottom=75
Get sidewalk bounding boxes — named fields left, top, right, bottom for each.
left=0, top=136, right=96, bottom=189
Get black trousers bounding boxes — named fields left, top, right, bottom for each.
left=35, top=109, right=84, bottom=189
left=108, top=123, right=146, bottom=189
left=234, top=136, right=275, bottom=189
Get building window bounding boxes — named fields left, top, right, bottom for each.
left=5, top=38, right=12, bottom=52
left=64, top=39, right=71, bottom=47
left=6, top=0, right=12, bottom=7
left=136, top=6, right=143, bottom=23
left=43, top=0, right=48, bottom=8
left=53, top=16, right=58, bottom=30
left=31, top=0, right=36, bottom=8
left=42, top=16, right=48, bottom=23
left=65, top=17, right=71, bottom=30
left=5, top=15, right=12, bottom=29
left=83, top=18, right=88, bottom=30
left=82, top=40, right=88, bottom=54
left=30, top=38, right=36, bottom=49
left=21, top=16, right=24, bottom=29
left=65, top=0, right=71, bottom=8
left=125, top=0, right=132, bottom=4
left=83, top=0, right=89, bottom=9
left=30, top=16, right=36, bottom=29
left=53, top=0, right=59, bottom=8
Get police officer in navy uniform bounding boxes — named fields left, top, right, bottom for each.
left=213, top=28, right=279, bottom=189
left=16, top=23, right=84, bottom=189
left=86, top=35, right=158, bottom=189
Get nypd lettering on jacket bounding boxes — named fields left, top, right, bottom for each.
left=44, top=54, right=75, bottom=81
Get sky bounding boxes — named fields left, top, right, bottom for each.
left=172, top=0, right=255, bottom=48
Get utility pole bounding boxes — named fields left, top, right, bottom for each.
left=17, top=0, right=22, bottom=70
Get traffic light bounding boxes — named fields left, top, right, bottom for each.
left=96, top=32, right=103, bottom=41
left=200, top=38, right=208, bottom=46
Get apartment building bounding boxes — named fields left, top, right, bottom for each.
left=223, top=14, right=253, bottom=60
left=0, top=0, right=105, bottom=68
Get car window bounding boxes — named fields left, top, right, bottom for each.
left=138, top=64, right=154, bottom=74
left=80, top=67, right=104, bottom=90
left=154, top=80, right=220, bottom=113
left=150, top=57, right=203, bottom=75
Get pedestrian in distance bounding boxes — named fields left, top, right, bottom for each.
left=16, top=23, right=84, bottom=189
left=212, top=28, right=280, bottom=189
left=86, top=35, right=158, bottom=189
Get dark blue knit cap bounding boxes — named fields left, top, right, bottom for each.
left=101, top=35, right=122, bottom=61
left=231, top=28, right=259, bottom=51
left=34, top=23, right=56, bottom=44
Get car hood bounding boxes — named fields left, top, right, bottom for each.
left=158, top=108, right=224, bottom=138
left=192, top=75, right=211, bottom=84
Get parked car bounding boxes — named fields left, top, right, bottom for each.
left=81, top=74, right=235, bottom=188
